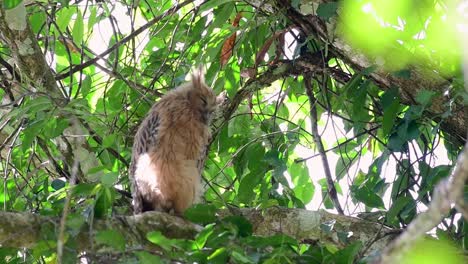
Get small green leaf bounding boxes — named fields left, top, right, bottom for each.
left=388, top=133, right=406, bottom=152
left=387, top=196, right=412, bottom=226
left=146, top=231, right=175, bottom=251
left=65, top=213, right=86, bottom=237
left=289, top=162, right=314, bottom=205
left=222, top=215, right=253, bottom=237
left=87, top=6, right=98, bottom=31
left=95, top=230, right=126, bottom=251
left=332, top=242, right=362, bottom=264
left=382, top=101, right=400, bottom=136
left=317, top=2, right=339, bottom=22
left=81, top=75, right=92, bottom=96
left=100, top=172, right=118, bottom=187
left=381, top=87, right=399, bottom=109
left=72, top=9, right=84, bottom=44
left=351, top=185, right=385, bottom=209
left=56, top=7, right=75, bottom=32
left=102, top=134, right=117, bottom=148
left=184, top=204, right=217, bottom=224
left=3, top=0, right=22, bottom=9
left=51, top=179, right=66, bottom=190
left=73, top=183, right=99, bottom=196
left=94, top=187, right=114, bottom=218
left=207, top=247, right=229, bottom=264
left=135, top=251, right=162, bottom=264
left=195, top=223, right=215, bottom=248
left=231, top=250, right=254, bottom=264
left=238, top=171, right=262, bottom=204
left=415, top=89, right=436, bottom=106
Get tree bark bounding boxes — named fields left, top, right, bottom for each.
left=0, top=208, right=395, bottom=255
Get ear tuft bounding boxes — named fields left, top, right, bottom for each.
left=191, top=66, right=205, bottom=90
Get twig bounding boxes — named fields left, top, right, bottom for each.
left=304, top=74, right=344, bottom=215
left=56, top=157, right=79, bottom=263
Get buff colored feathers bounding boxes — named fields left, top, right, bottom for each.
left=129, top=69, right=218, bottom=215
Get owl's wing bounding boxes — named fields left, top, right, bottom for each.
left=130, top=109, right=160, bottom=214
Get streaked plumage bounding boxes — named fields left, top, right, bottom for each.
left=130, top=69, right=217, bottom=215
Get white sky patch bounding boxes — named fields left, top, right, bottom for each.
left=284, top=28, right=299, bottom=60
left=89, top=2, right=149, bottom=60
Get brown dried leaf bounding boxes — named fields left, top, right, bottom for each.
left=220, top=13, right=243, bottom=67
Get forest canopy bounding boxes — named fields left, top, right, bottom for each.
left=0, top=0, right=466, bottom=263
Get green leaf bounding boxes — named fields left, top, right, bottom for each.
left=238, top=171, right=262, bottom=204
left=184, top=204, right=217, bottom=224
left=3, top=0, right=22, bottom=9
left=146, top=231, right=175, bottom=251
left=381, top=87, right=399, bottom=109
left=415, top=89, right=436, bottom=106
left=386, top=196, right=412, bottom=226
left=222, top=215, right=253, bottom=237
left=382, top=99, right=400, bottom=136
left=231, top=250, right=254, bottom=264
left=94, top=186, right=115, bottom=218
left=388, top=133, right=407, bottom=152
left=351, top=185, right=385, bottom=209
left=289, top=162, right=314, bottom=205
left=207, top=247, right=229, bottom=264
left=87, top=6, right=98, bottom=31
left=399, top=120, right=420, bottom=141
left=44, top=118, right=68, bottom=139
left=199, top=0, right=237, bottom=12
left=56, top=7, right=75, bottom=32
left=135, top=251, right=162, bottom=264
left=51, top=179, right=66, bottom=190
left=100, top=172, right=118, bottom=187
left=72, top=9, right=84, bottom=44
left=102, top=133, right=117, bottom=148
left=95, top=230, right=126, bottom=251
left=73, top=183, right=99, bottom=196
left=332, top=242, right=362, bottom=264
left=244, top=234, right=297, bottom=248
left=30, top=9, right=46, bottom=33
left=362, top=65, right=377, bottom=75
left=317, top=2, right=339, bottom=22
left=65, top=213, right=85, bottom=237
left=194, top=223, right=215, bottom=248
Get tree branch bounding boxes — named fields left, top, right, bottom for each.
left=251, top=0, right=466, bottom=146
left=0, top=208, right=395, bottom=255
left=304, top=74, right=344, bottom=214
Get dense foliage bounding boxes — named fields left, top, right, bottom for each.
left=0, top=0, right=466, bottom=263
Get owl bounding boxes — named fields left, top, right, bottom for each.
left=129, top=68, right=218, bottom=215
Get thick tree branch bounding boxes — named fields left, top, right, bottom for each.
left=0, top=208, right=395, bottom=255
left=0, top=4, right=64, bottom=104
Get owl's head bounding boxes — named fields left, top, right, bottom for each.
left=187, top=67, right=219, bottom=123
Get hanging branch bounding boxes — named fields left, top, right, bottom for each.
left=304, top=74, right=344, bottom=215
